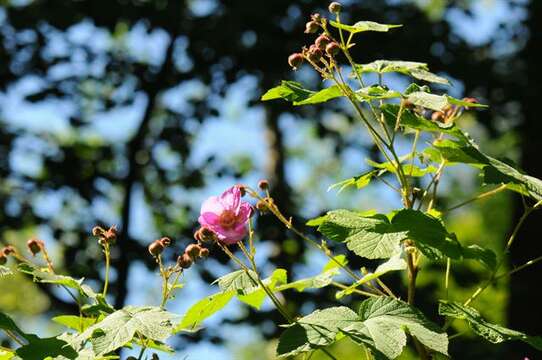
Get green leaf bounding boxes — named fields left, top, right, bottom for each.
left=277, top=298, right=448, bottom=359
left=392, top=209, right=462, bottom=260
left=214, top=270, right=259, bottom=295
left=261, top=81, right=314, bottom=102
left=427, top=138, right=488, bottom=166
left=348, top=297, right=448, bottom=359
left=17, top=263, right=98, bottom=299
left=318, top=210, right=407, bottom=259
left=0, top=312, right=26, bottom=339
left=439, top=301, right=542, bottom=350
left=336, top=255, right=407, bottom=299
left=327, top=170, right=378, bottom=193
left=366, top=158, right=436, bottom=177
left=237, top=268, right=288, bottom=309
left=276, top=306, right=359, bottom=357
left=277, top=256, right=346, bottom=293
left=52, top=315, right=97, bottom=333
left=76, top=306, right=176, bottom=356
left=15, top=335, right=78, bottom=360
left=356, top=86, right=401, bottom=101
left=352, top=60, right=450, bottom=85
left=330, top=20, right=401, bottom=34
left=407, top=92, right=487, bottom=111
left=462, top=245, right=497, bottom=270
left=0, top=265, right=13, bottom=277
left=381, top=104, right=467, bottom=140
left=293, top=85, right=343, bottom=105
left=0, top=349, right=14, bottom=360
left=176, top=291, right=234, bottom=332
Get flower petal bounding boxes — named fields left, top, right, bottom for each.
left=236, top=202, right=252, bottom=220
left=200, top=196, right=224, bottom=215
left=219, top=186, right=241, bottom=211
left=198, top=212, right=220, bottom=227
left=217, top=225, right=248, bottom=245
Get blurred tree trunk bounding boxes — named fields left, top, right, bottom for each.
left=508, top=0, right=542, bottom=356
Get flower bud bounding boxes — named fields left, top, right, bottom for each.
left=185, top=243, right=202, bottom=260
left=199, top=247, right=210, bottom=258
left=92, top=226, right=105, bottom=237
left=315, top=35, right=331, bottom=50
left=462, top=97, right=478, bottom=104
left=256, top=199, right=269, bottom=213
left=27, top=238, right=44, bottom=256
left=304, top=21, right=319, bottom=34
left=195, top=227, right=218, bottom=244
left=148, top=240, right=165, bottom=257
left=325, top=42, right=340, bottom=56
left=431, top=111, right=445, bottom=122
left=177, top=253, right=193, bottom=269
left=2, top=246, right=15, bottom=256
left=0, top=254, right=6, bottom=265
left=288, top=53, right=304, bottom=70
left=235, top=184, right=247, bottom=197
left=311, top=13, right=322, bottom=23
left=103, top=225, right=118, bottom=244
left=307, top=45, right=323, bottom=63
left=159, top=237, right=171, bottom=247
left=328, top=2, right=342, bottom=13
left=258, top=179, right=269, bottom=190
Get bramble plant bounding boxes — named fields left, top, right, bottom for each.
left=2, top=2, right=542, bottom=359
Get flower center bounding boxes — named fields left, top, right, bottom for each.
left=219, top=210, right=237, bottom=229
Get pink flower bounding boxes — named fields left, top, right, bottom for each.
left=198, top=186, right=252, bottom=245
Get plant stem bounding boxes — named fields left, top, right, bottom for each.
left=102, top=243, right=110, bottom=297
left=445, top=184, right=507, bottom=213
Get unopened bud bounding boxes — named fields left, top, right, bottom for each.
left=148, top=240, right=165, bottom=257
left=315, top=34, right=331, bottom=50
left=27, top=238, right=44, bottom=256
left=2, top=246, right=15, bottom=256
left=0, top=255, right=6, bottom=265
left=288, top=53, right=304, bottom=70
left=92, top=226, right=105, bottom=237
left=431, top=111, right=445, bottom=122
left=185, top=244, right=202, bottom=260
left=159, top=237, right=171, bottom=247
left=325, top=42, right=340, bottom=56
left=307, top=44, right=323, bottom=62
left=258, top=179, right=269, bottom=190
left=328, top=2, right=342, bottom=13
left=304, top=21, right=319, bottom=34
left=199, top=248, right=210, bottom=258
left=177, top=253, right=193, bottom=269
left=311, top=13, right=322, bottom=23
left=236, top=184, right=247, bottom=197
left=256, top=199, right=270, bottom=213
left=195, top=227, right=218, bottom=244
left=462, top=97, right=478, bottom=104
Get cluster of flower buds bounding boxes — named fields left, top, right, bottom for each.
left=92, top=225, right=118, bottom=246
left=289, top=4, right=343, bottom=71
left=177, top=243, right=209, bottom=269
left=26, top=238, right=44, bottom=256
left=148, top=237, right=172, bottom=257
left=0, top=245, right=16, bottom=265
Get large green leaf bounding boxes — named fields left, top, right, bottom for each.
left=392, top=209, right=462, bottom=260
left=293, top=85, right=343, bottom=105
left=347, top=297, right=448, bottom=359
left=77, top=306, right=176, bottom=356
left=17, top=263, right=98, bottom=299
left=214, top=269, right=259, bottom=295
left=352, top=60, right=450, bottom=85
left=175, top=291, right=234, bottom=332
left=317, top=210, right=407, bottom=259
left=52, top=315, right=97, bottom=333
left=335, top=255, right=407, bottom=299
left=276, top=306, right=359, bottom=357
left=236, top=268, right=288, bottom=309
left=277, top=297, right=448, bottom=359
left=356, top=86, right=401, bottom=101
left=406, top=91, right=487, bottom=112
left=439, top=301, right=542, bottom=350
left=330, top=20, right=401, bottom=34
left=261, top=81, right=314, bottom=102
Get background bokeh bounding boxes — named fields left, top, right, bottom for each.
left=0, top=0, right=541, bottom=358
